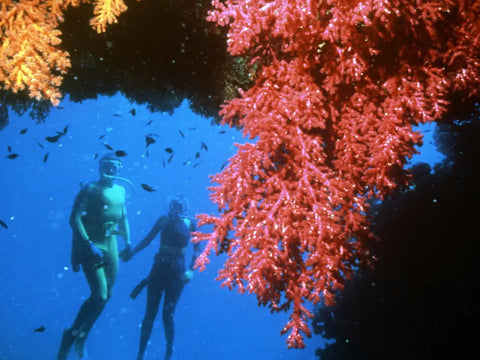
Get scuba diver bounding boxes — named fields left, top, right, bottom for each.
left=57, top=153, right=133, bottom=360
left=120, top=195, right=201, bottom=360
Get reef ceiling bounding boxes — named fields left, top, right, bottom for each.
left=0, top=0, right=252, bottom=128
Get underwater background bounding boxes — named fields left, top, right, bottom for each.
left=0, top=94, right=440, bottom=360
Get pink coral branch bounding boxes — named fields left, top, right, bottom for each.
left=194, top=0, right=480, bottom=348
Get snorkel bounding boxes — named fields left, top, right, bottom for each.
left=99, top=153, right=136, bottom=197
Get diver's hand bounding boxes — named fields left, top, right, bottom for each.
left=183, top=270, right=194, bottom=284
left=88, top=241, right=103, bottom=258
left=120, top=244, right=133, bottom=262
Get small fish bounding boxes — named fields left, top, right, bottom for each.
left=19, top=128, right=28, bottom=134
left=37, top=142, right=44, bottom=149
left=94, top=153, right=99, bottom=160
left=63, top=125, right=69, bottom=134
left=220, top=161, right=228, bottom=170
left=0, top=219, right=7, bottom=229
left=178, top=130, right=184, bottom=138
left=219, top=130, right=226, bottom=134
left=34, top=326, right=46, bottom=333
left=130, top=108, right=136, bottom=116
left=146, top=119, right=153, bottom=126
left=200, top=142, right=208, bottom=151
left=164, top=147, right=173, bottom=154
left=56, top=106, right=64, bottom=110
left=145, top=136, right=156, bottom=148
left=182, top=160, right=190, bottom=166
left=6, top=153, right=19, bottom=159
left=141, top=184, right=156, bottom=192
left=162, top=160, right=165, bottom=168
left=193, top=163, right=200, bottom=168
left=187, top=127, right=196, bottom=131
left=115, top=150, right=127, bottom=157
left=167, top=154, right=174, bottom=163
left=103, top=143, right=113, bottom=151
left=98, top=134, right=106, bottom=140
left=113, top=113, right=122, bottom=117
left=43, top=152, right=49, bottom=163
left=45, top=134, right=62, bottom=143
left=7, top=146, right=11, bottom=153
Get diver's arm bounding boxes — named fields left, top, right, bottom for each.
left=118, top=206, right=131, bottom=246
left=184, top=220, right=201, bottom=283
left=188, top=241, right=202, bottom=271
left=72, top=201, right=90, bottom=242
left=131, top=216, right=166, bottom=256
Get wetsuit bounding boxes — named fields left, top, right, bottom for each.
left=136, top=213, right=197, bottom=360
left=58, top=180, right=129, bottom=360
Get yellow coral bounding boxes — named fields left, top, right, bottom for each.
left=89, top=0, right=128, bottom=33
left=0, top=0, right=135, bottom=105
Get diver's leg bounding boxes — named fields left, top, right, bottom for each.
left=137, top=274, right=163, bottom=360
left=75, top=252, right=118, bottom=358
left=57, top=264, right=108, bottom=360
left=73, top=265, right=109, bottom=358
left=163, top=279, right=184, bottom=360
left=57, top=328, right=76, bottom=360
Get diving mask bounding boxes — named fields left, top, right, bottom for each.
left=169, top=197, right=187, bottom=214
left=100, top=159, right=123, bottom=176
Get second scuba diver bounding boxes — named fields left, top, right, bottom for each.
left=121, top=195, right=201, bottom=360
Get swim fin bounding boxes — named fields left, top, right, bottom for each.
left=130, top=278, right=148, bottom=299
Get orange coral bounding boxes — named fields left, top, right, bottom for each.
left=0, top=0, right=132, bottom=105
left=89, top=0, right=128, bottom=33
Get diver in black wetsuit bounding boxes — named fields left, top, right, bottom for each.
left=121, top=195, right=201, bottom=360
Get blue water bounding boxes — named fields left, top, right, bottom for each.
left=0, top=94, right=331, bottom=360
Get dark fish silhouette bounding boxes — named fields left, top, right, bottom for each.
left=0, top=219, right=7, bottom=229
left=130, top=108, right=136, bottom=116
left=220, top=161, right=228, bottom=170
left=164, top=147, right=173, bottom=154
left=167, top=154, right=174, bottom=163
left=162, top=160, right=165, bottom=168
left=115, top=150, right=127, bottom=157
left=43, top=152, right=49, bottom=163
left=56, top=106, right=64, bottom=110
left=6, top=153, right=19, bottom=159
left=146, top=119, right=153, bottom=126
left=200, top=142, right=208, bottom=151
left=37, top=142, right=44, bottom=149
left=195, top=152, right=200, bottom=159
left=34, top=326, right=46, bottom=333
left=193, top=163, right=200, bottom=168
left=219, top=130, right=226, bottom=134
left=45, top=134, right=62, bottom=143
left=141, top=184, right=156, bottom=192
left=98, top=134, right=106, bottom=140
left=103, top=143, right=113, bottom=151
left=94, top=153, right=99, bottom=160
left=145, top=136, right=156, bottom=147
left=19, top=128, right=28, bottom=134
left=178, top=130, right=184, bottom=138
left=113, top=113, right=122, bottom=117
left=7, top=146, right=11, bottom=152
left=45, top=125, right=68, bottom=143
left=187, top=127, right=196, bottom=130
